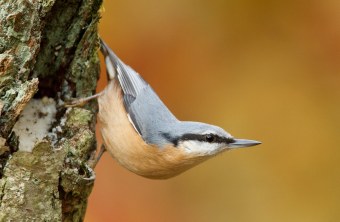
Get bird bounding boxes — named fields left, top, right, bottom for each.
left=69, top=39, right=261, bottom=179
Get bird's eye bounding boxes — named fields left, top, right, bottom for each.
left=205, top=134, right=215, bottom=143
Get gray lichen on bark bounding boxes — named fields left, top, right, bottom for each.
left=0, top=0, right=102, bottom=221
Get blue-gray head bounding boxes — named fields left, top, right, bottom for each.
left=158, top=121, right=261, bottom=157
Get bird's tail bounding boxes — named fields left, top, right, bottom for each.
left=99, top=38, right=148, bottom=97
left=99, top=38, right=117, bottom=80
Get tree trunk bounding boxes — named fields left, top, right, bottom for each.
left=0, top=0, right=102, bottom=221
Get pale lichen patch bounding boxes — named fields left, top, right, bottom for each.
left=12, top=97, right=57, bottom=152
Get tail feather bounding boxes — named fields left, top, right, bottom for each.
left=99, top=38, right=148, bottom=106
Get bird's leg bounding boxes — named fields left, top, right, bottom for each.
left=89, top=144, right=107, bottom=169
left=64, top=91, right=104, bottom=107
left=83, top=145, right=106, bottom=181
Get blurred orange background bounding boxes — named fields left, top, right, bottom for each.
left=85, top=1, right=340, bottom=221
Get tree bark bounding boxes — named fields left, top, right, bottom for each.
left=0, top=0, right=102, bottom=221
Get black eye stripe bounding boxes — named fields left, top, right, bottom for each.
left=161, top=133, right=179, bottom=146
left=205, top=134, right=215, bottom=142
left=161, top=133, right=235, bottom=146
left=180, top=133, right=235, bottom=144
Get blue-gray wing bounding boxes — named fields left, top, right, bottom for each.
left=100, top=39, right=178, bottom=143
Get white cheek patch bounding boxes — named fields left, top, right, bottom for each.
left=179, top=140, right=224, bottom=156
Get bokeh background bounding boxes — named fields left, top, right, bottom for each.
left=85, top=1, right=340, bottom=221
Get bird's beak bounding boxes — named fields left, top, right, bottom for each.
left=228, top=139, right=261, bottom=148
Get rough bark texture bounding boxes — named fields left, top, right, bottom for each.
left=0, top=0, right=102, bottom=221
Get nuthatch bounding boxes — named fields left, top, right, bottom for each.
left=71, top=39, right=261, bottom=179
